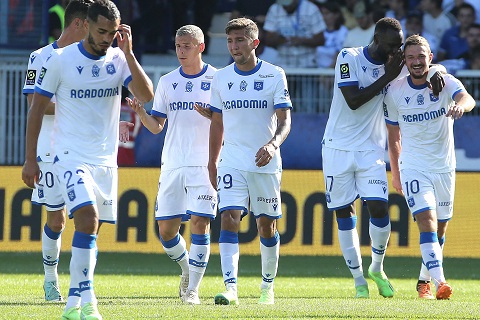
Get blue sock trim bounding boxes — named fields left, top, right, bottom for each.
left=370, top=215, right=390, bottom=228
left=191, top=233, right=210, bottom=245
left=260, top=231, right=279, bottom=247
left=439, top=236, right=445, bottom=246
left=44, top=224, right=61, bottom=240
left=68, top=288, right=81, bottom=297
left=219, top=230, right=239, bottom=244
left=72, top=231, right=96, bottom=249
left=160, top=233, right=180, bottom=248
left=420, top=232, right=438, bottom=244
left=337, top=216, right=356, bottom=231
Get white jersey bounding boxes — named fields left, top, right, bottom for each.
left=209, top=60, right=292, bottom=174
left=384, top=74, right=465, bottom=173
left=23, top=41, right=59, bottom=162
left=35, top=41, right=132, bottom=167
left=152, top=64, right=217, bottom=171
left=323, top=47, right=392, bottom=152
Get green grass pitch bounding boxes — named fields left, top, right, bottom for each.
left=0, top=253, right=478, bottom=319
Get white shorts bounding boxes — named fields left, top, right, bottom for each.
left=217, top=166, right=282, bottom=219
left=53, top=160, right=117, bottom=224
left=155, top=166, right=217, bottom=221
left=32, top=161, right=65, bottom=212
left=322, top=147, right=388, bottom=210
left=400, top=169, right=455, bottom=221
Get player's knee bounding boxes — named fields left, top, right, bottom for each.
left=190, top=216, right=210, bottom=234
left=367, top=201, right=388, bottom=218
left=46, top=210, right=66, bottom=233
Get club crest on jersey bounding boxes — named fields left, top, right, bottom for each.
left=76, top=66, right=84, bottom=74
left=228, top=82, right=233, bottom=89
left=37, top=67, right=47, bottom=85
left=407, top=196, right=415, bottom=207
left=91, top=65, right=100, bottom=77
left=201, top=81, right=211, bottom=91
left=240, top=80, right=247, bottom=91
left=372, top=68, right=379, bottom=78
left=25, top=70, right=36, bottom=85
left=340, top=63, right=350, bottom=79
left=185, top=81, right=193, bottom=92
left=106, top=63, right=116, bottom=75
left=67, top=189, right=76, bottom=202
left=417, top=94, right=424, bottom=105
left=429, top=93, right=439, bottom=102
left=254, top=80, right=263, bottom=91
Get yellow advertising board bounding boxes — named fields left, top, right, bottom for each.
left=1, top=166, right=479, bottom=257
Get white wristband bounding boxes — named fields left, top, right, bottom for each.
left=427, top=64, right=446, bottom=82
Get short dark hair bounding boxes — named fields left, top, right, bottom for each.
left=87, top=0, right=120, bottom=23
left=456, top=3, right=476, bottom=17
left=375, top=17, right=402, bottom=35
left=225, top=18, right=259, bottom=40
left=64, top=0, right=93, bottom=26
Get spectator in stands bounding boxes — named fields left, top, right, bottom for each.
left=385, top=0, right=408, bottom=31
left=437, top=3, right=476, bottom=61
left=343, top=0, right=375, bottom=48
left=340, top=0, right=360, bottom=30
left=440, top=23, right=480, bottom=74
left=316, top=1, right=348, bottom=68
left=420, top=0, right=456, bottom=42
left=193, top=0, right=219, bottom=53
left=446, top=0, right=480, bottom=23
left=230, top=0, right=275, bottom=26
left=404, top=10, right=440, bottom=60
left=263, top=0, right=326, bottom=68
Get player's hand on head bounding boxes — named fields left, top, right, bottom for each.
left=22, top=159, right=40, bottom=189
left=255, top=144, right=275, bottom=167
left=194, top=103, right=212, bottom=119
left=116, top=24, right=133, bottom=54
left=384, top=49, right=404, bottom=81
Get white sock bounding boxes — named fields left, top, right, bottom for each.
left=188, top=234, right=210, bottom=292
left=369, top=217, right=391, bottom=273
left=419, top=235, right=445, bottom=281
left=71, top=231, right=98, bottom=307
left=260, top=231, right=279, bottom=289
left=64, top=256, right=81, bottom=310
left=337, top=217, right=364, bottom=281
left=219, top=230, right=239, bottom=290
left=161, top=233, right=189, bottom=275
left=420, top=232, right=445, bottom=289
left=42, top=224, right=62, bottom=282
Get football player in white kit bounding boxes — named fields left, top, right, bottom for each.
left=22, top=0, right=131, bottom=303
left=127, top=25, right=217, bottom=305
left=22, top=0, right=93, bottom=303
left=22, top=1, right=154, bottom=319
left=385, top=35, right=475, bottom=300
left=209, top=18, right=292, bottom=305
left=321, top=17, right=405, bottom=299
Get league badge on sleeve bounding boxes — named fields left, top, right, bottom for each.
left=25, top=70, right=36, bottom=86
left=340, top=63, right=350, bottom=79
left=37, top=67, right=47, bottom=85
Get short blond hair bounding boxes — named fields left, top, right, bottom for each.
left=176, top=25, right=204, bottom=43
left=225, top=18, right=259, bottom=40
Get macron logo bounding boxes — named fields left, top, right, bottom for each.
left=228, top=82, right=233, bottom=90
left=76, top=66, right=84, bottom=74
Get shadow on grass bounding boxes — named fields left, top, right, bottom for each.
left=0, top=252, right=478, bottom=280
